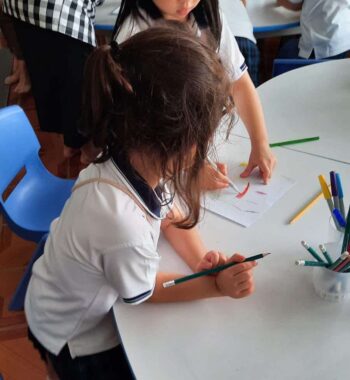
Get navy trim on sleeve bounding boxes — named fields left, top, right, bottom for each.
left=240, top=62, right=248, bottom=72
left=123, top=289, right=152, bottom=304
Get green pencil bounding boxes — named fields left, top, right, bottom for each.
left=319, top=244, right=333, bottom=265
left=341, top=205, right=350, bottom=254
left=301, top=241, right=325, bottom=263
left=295, top=260, right=329, bottom=267
left=269, top=136, right=319, bottom=148
left=162, top=253, right=271, bottom=288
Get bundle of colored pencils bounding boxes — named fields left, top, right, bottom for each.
left=295, top=171, right=350, bottom=272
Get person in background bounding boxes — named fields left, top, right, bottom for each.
left=25, top=26, right=257, bottom=380
left=1, top=0, right=104, bottom=160
left=277, top=0, right=350, bottom=59
left=112, top=0, right=276, bottom=188
left=221, top=0, right=260, bottom=87
left=0, top=0, right=30, bottom=94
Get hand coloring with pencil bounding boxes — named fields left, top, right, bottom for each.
left=199, top=162, right=230, bottom=190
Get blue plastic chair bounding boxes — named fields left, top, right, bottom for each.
left=0, top=105, right=75, bottom=243
left=272, top=58, right=327, bottom=77
left=9, top=234, right=48, bottom=311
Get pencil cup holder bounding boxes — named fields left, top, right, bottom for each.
left=327, top=217, right=344, bottom=246
left=312, top=267, right=350, bottom=302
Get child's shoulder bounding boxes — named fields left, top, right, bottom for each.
left=75, top=162, right=150, bottom=223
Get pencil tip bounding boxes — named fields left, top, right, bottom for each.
left=263, top=252, right=271, bottom=257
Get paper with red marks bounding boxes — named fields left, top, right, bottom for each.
left=236, top=182, right=250, bottom=199
left=202, top=167, right=295, bottom=227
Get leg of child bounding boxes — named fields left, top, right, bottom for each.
left=277, top=36, right=300, bottom=59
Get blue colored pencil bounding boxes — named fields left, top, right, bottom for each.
left=335, top=173, right=345, bottom=219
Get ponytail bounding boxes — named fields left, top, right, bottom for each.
left=80, top=42, right=132, bottom=152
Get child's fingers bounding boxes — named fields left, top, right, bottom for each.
left=205, top=251, right=220, bottom=267
left=240, top=162, right=256, bottom=178
left=234, top=270, right=253, bottom=284
left=215, top=162, right=228, bottom=176
left=227, top=261, right=257, bottom=276
left=196, top=251, right=220, bottom=271
left=236, top=285, right=255, bottom=298
left=228, top=253, right=245, bottom=262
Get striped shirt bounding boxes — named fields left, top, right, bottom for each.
left=2, top=0, right=103, bottom=45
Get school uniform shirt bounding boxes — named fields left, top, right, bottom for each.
left=115, top=7, right=247, bottom=82
left=220, top=0, right=256, bottom=44
left=25, top=153, right=172, bottom=358
left=288, top=0, right=350, bottom=58
left=2, top=0, right=103, bottom=45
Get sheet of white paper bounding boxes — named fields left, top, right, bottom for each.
left=202, top=166, right=296, bottom=227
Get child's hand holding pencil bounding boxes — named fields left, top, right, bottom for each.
left=196, top=251, right=228, bottom=273
left=163, top=252, right=270, bottom=298
left=199, top=161, right=231, bottom=191
left=214, top=254, right=257, bottom=299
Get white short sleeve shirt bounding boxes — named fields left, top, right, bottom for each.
left=25, top=157, right=171, bottom=358
left=220, top=0, right=256, bottom=44
left=115, top=7, right=247, bottom=82
left=288, top=0, right=350, bottom=58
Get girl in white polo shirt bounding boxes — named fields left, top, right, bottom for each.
left=111, top=0, right=276, bottom=188
left=25, top=26, right=257, bottom=380
left=277, top=0, right=350, bottom=59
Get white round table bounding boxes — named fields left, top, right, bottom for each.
left=95, top=0, right=120, bottom=31
left=234, top=58, right=350, bottom=164
left=247, top=0, right=300, bottom=38
left=114, top=136, right=350, bottom=380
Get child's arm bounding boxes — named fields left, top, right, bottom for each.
left=148, top=254, right=256, bottom=302
left=161, top=206, right=209, bottom=271
left=277, top=0, right=303, bottom=11
left=231, top=72, right=276, bottom=184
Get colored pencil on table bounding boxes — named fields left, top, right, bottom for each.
left=332, top=208, right=346, bottom=228
left=330, top=171, right=340, bottom=212
left=301, top=241, right=324, bottom=263
left=329, top=251, right=349, bottom=271
left=318, top=174, right=340, bottom=230
left=319, top=244, right=333, bottom=265
left=288, top=189, right=325, bottom=224
left=295, top=260, right=329, bottom=267
left=162, top=253, right=271, bottom=288
left=335, top=173, right=345, bottom=219
left=339, top=261, right=350, bottom=273
left=341, top=205, right=350, bottom=254
left=333, top=255, right=350, bottom=272
left=269, top=136, right=319, bottom=148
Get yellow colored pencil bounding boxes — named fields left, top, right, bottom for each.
left=289, top=186, right=330, bottom=224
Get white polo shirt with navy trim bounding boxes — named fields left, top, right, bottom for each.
left=115, top=7, right=247, bottom=82
left=288, top=0, right=350, bottom=58
left=25, top=153, right=171, bottom=358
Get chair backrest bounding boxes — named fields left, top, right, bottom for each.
left=0, top=105, right=40, bottom=195
left=9, top=233, right=48, bottom=311
left=272, top=58, right=327, bottom=77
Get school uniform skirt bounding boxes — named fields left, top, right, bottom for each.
left=11, top=18, right=93, bottom=148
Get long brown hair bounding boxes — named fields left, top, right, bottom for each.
left=81, top=25, right=234, bottom=229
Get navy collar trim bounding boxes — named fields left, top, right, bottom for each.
left=111, top=151, right=163, bottom=218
